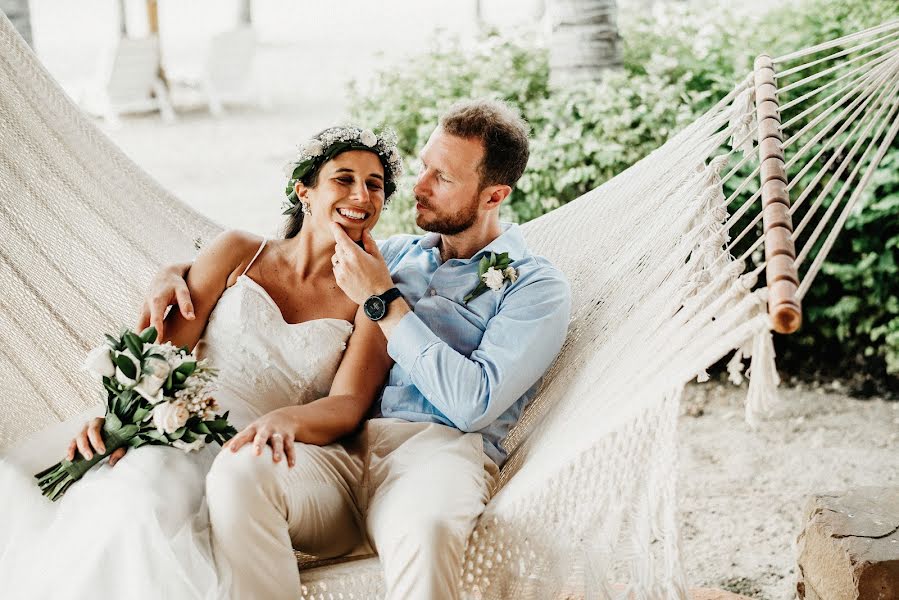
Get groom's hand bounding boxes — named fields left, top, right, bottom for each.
left=329, top=224, right=394, bottom=305
left=136, top=262, right=195, bottom=341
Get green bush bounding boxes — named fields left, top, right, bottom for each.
left=348, top=0, right=899, bottom=388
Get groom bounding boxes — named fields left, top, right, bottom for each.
left=140, top=99, right=571, bottom=599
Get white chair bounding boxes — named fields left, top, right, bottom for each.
left=81, top=35, right=175, bottom=127
left=198, top=26, right=265, bottom=116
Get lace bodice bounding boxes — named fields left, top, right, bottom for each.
left=196, top=274, right=354, bottom=429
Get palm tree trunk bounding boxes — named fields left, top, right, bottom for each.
left=549, top=0, right=621, bottom=88
left=238, top=0, right=252, bottom=25
left=1, top=0, right=32, bottom=47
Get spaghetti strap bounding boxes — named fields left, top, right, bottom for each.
left=241, top=238, right=267, bottom=276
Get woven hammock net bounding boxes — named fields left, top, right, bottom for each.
left=2, top=12, right=898, bottom=599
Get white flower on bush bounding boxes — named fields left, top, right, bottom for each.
left=360, top=129, right=378, bottom=147
left=173, top=438, right=206, bottom=453
left=134, top=356, right=170, bottom=404
left=83, top=346, right=115, bottom=379
left=152, top=400, right=190, bottom=435
left=482, top=267, right=506, bottom=291
left=114, top=350, right=141, bottom=386
left=304, top=139, right=324, bottom=158
left=504, top=266, right=519, bottom=283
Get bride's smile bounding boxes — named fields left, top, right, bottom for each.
left=294, top=149, right=386, bottom=241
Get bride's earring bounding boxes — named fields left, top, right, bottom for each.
left=300, top=201, right=311, bottom=215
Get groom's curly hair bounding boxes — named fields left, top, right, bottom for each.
left=439, top=99, right=530, bottom=190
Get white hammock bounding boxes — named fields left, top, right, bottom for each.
left=2, top=13, right=897, bottom=599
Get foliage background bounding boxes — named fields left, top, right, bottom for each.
left=349, top=0, right=899, bottom=391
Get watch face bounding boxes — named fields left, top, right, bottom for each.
left=364, top=296, right=386, bottom=320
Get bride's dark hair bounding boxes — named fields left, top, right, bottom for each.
left=282, top=161, right=324, bottom=239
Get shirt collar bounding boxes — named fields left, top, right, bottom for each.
left=419, top=222, right=527, bottom=263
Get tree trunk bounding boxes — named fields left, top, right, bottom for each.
left=238, top=0, right=252, bottom=26
left=1, top=0, right=32, bottom=47
left=549, top=0, right=621, bottom=88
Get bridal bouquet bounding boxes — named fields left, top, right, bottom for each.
left=35, top=326, right=237, bottom=501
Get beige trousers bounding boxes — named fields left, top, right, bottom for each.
left=206, top=418, right=498, bottom=600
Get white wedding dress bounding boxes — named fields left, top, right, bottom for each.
left=0, top=242, right=355, bottom=600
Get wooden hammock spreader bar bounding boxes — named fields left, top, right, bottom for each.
left=754, top=54, right=802, bottom=334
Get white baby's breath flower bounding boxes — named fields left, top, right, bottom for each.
left=304, top=139, right=324, bottom=158
left=173, top=438, right=206, bottom=453
left=83, top=345, right=115, bottom=379
left=482, top=267, right=506, bottom=291
left=152, top=400, right=190, bottom=435
left=504, top=266, right=519, bottom=283
left=360, top=129, right=378, bottom=147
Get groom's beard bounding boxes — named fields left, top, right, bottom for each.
left=415, top=194, right=479, bottom=235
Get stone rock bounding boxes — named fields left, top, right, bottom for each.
left=796, top=487, right=899, bottom=600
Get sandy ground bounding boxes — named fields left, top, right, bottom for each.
left=680, top=380, right=898, bottom=599
left=94, top=101, right=899, bottom=600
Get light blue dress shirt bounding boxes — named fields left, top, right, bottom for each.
left=375, top=223, right=571, bottom=466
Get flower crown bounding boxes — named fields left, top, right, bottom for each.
left=282, top=126, right=404, bottom=215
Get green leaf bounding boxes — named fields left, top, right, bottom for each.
left=169, top=427, right=187, bottom=440
left=174, top=361, right=197, bottom=377
left=114, top=353, right=137, bottom=380
left=146, top=430, right=167, bottom=442
left=123, top=332, right=144, bottom=361
left=104, top=334, right=122, bottom=350
left=105, top=412, right=123, bottom=431
left=139, top=327, right=158, bottom=343
left=478, top=256, right=490, bottom=277
left=118, top=424, right=139, bottom=439
left=133, top=407, right=150, bottom=422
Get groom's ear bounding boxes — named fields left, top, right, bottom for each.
left=481, top=184, right=512, bottom=210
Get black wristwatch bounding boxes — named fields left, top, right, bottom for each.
left=363, top=287, right=402, bottom=321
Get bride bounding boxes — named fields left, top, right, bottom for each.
left=0, top=126, right=401, bottom=599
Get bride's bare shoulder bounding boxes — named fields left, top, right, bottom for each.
left=195, top=229, right=264, bottom=283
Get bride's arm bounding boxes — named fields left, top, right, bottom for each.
left=67, top=231, right=255, bottom=464
left=224, top=306, right=394, bottom=464
left=155, top=230, right=256, bottom=349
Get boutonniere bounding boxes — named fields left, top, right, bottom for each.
left=464, top=252, right=519, bottom=303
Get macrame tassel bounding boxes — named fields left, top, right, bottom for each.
left=728, top=87, right=756, bottom=157
left=744, top=327, right=780, bottom=428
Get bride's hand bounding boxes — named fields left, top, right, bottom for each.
left=223, top=408, right=297, bottom=468
left=66, top=417, right=128, bottom=466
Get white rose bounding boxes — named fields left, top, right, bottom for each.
left=504, top=266, right=519, bottom=283
left=360, top=129, right=378, bottom=147
left=482, top=266, right=506, bottom=291
left=114, top=350, right=141, bottom=386
left=83, top=345, right=115, bottom=379
left=304, top=139, right=324, bottom=158
left=173, top=438, right=206, bottom=453
left=152, top=400, right=190, bottom=435
left=134, top=357, right=168, bottom=404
